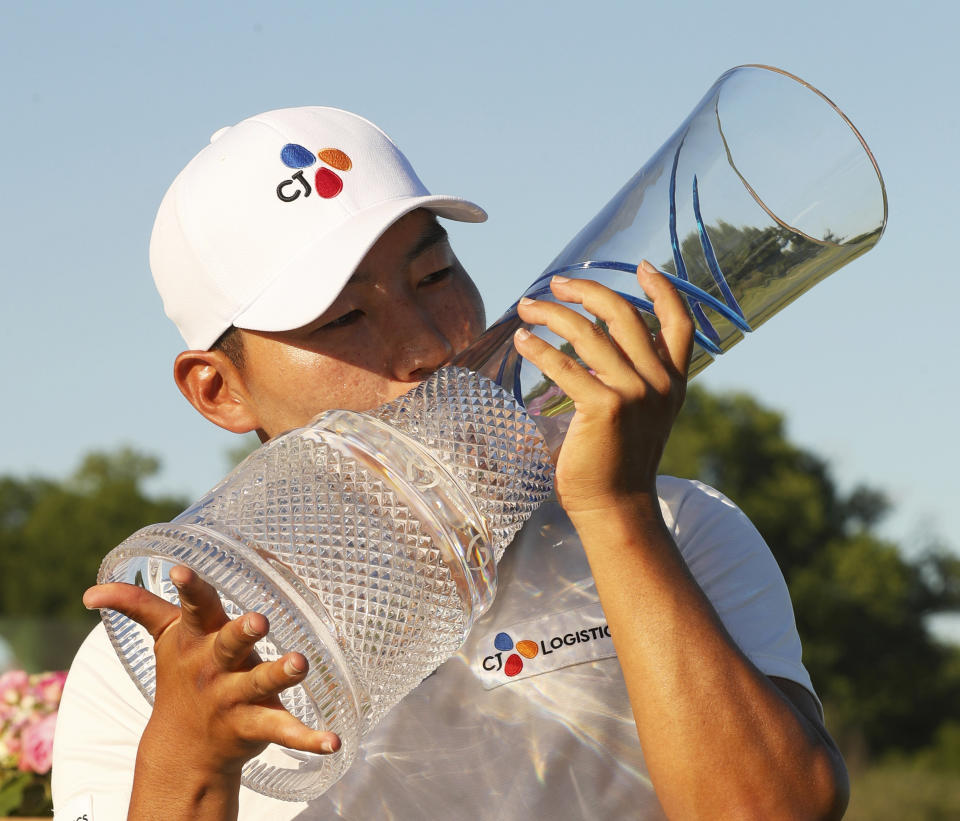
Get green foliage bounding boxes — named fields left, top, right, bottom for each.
left=913, top=720, right=960, bottom=772
left=0, top=770, right=51, bottom=817
left=0, top=771, right=33, bottom=816
left=662, top=385, right=960, bottom=758
left=846, top=757, right=960, bottom=820
left=0, top=448, right=186, bottom=625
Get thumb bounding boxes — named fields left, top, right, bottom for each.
left=84, top=582, right=181, bottom=642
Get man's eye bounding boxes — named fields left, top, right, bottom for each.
left=419, top=267, right=452, bottom=286
left=319, top=309, right=363, bottom=330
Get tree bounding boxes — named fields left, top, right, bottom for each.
left=0, top=449, right=186, bottom=623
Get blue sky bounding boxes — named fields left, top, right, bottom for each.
left=2, top=1, right=957, bottom=597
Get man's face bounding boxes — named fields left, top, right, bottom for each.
left=235, top=209, right=486, bottom=438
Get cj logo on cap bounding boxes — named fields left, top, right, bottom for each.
left=482, top=631, right=539, bottom=677
left=276, top=144, right=352, bottom=202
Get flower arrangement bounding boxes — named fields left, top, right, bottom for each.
left=0, top=670, right=66, bottom=817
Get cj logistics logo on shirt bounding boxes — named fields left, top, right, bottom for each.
left=276, top=143, right=352, bottom=202
left=485, top=632, right=539, bottom=677
left=478, top=606, right=616, bottom=688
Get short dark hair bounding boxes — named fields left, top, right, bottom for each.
left=211, top=326, right=245, bottom=369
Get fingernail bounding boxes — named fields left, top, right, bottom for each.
left=514, top=328, right=532, bottom=342
left=321, top=739, right=336, bottom=754
left=551, top=275, right=571, bottom=284
left=284, top=657, right=305, bottom=676
left=243, top=618, right=263, bottom=638
left=639, top=260, right=658, bottom=274
left=518, top=297, right=535, bottom=306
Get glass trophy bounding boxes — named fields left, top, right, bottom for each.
left=96, top=64, right=886, bottom=800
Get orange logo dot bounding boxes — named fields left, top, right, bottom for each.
left=318, top=148, right=352, bottom=171
left=516, top=640, right=539, bottom=659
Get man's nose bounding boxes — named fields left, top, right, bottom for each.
left=388, top=303, right=454, bottom=381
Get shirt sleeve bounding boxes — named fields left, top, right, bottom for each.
left=52, top=623, right=148, bottom=819
left=656, top=476, right=822, bottom=716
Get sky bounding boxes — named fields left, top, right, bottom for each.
left=1, top=1, right=958, bottom=617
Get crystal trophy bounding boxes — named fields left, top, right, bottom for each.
left=96, top=64, right=886, bottom=800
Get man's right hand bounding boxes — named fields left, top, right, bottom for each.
left=84, top=566, right=340, bottom=820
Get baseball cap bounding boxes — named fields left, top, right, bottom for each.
left=150, top=106, right=487, bottom=351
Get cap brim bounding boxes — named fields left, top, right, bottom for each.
left=231, top=195, right=486, bottom=336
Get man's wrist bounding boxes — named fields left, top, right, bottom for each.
left=563, top=489, right=665, bottom=533
left=130, top=722, right=243, bottom=820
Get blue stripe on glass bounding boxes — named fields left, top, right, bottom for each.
left=522, top=284, right=724, bottom=355
left=669, top=140, right=718, bottom=341
left=528, top=262, right=751, bottom=334
left=692, top=176, right=745, bottom=319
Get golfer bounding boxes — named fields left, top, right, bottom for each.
left=53, top=107, right=848, bottom=820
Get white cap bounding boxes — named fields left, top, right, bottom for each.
left=150, top=106, right=487, bottom=350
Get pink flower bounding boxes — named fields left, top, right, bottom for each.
left=18, top=712, right=56, bottom=774
left=33, top=671, right=67, bottom=707
left=0, top=670, right=28, bottom=703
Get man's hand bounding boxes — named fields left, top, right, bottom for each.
left=514, top=261, right=693, bottom=516
left=84, top=566, right=340, bottom=819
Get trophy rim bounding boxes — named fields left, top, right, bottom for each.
left=726, top=63, right=888, bottom=241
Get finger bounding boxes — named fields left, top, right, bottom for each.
left=213, top=612, right=269, bottom=671
left=515, top=296, right=634, bottom=387
left=637, top=261, right=695, bottom=378
left=512, top=326, right=609, bottom=406
left=169, top=565, right=229, bottom=636
left=243, top=706, right=341, bottom=755
left=547, top=275, right=668, bottom=388
left=83, top=583, right=181, bottom=642
left=237, top=652, right=310, bottom=704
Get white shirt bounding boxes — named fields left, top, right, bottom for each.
left=53, top=477, right=817, bottom=820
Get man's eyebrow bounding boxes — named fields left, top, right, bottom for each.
left=404, top=221, right=449, bottom=264
left=349, top=221, right=449, bottom=285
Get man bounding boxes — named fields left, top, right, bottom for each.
left=52, top=107, right=848, bottom=820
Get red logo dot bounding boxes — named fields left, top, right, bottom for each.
left=314, top=167, right=343, bottom=198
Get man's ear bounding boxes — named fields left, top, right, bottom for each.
left=173, top=350, right=259, bottom=434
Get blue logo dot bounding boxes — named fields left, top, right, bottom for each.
left=281, top=143, right=316, bottom=169
left=494, top=632, right=514, bottom=651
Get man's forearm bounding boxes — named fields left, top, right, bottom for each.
left=569, top=494, right=848, bottom=821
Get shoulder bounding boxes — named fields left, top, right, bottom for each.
left=655, top=473, right=782, bottom=599
left=54, top=622, right=152, bottom=734
left=655, top=474, right=750, bottom=521
left=655, top=475, right=763, bottom=561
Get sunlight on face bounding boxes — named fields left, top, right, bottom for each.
left=237, top=210, right=486, bottom=438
